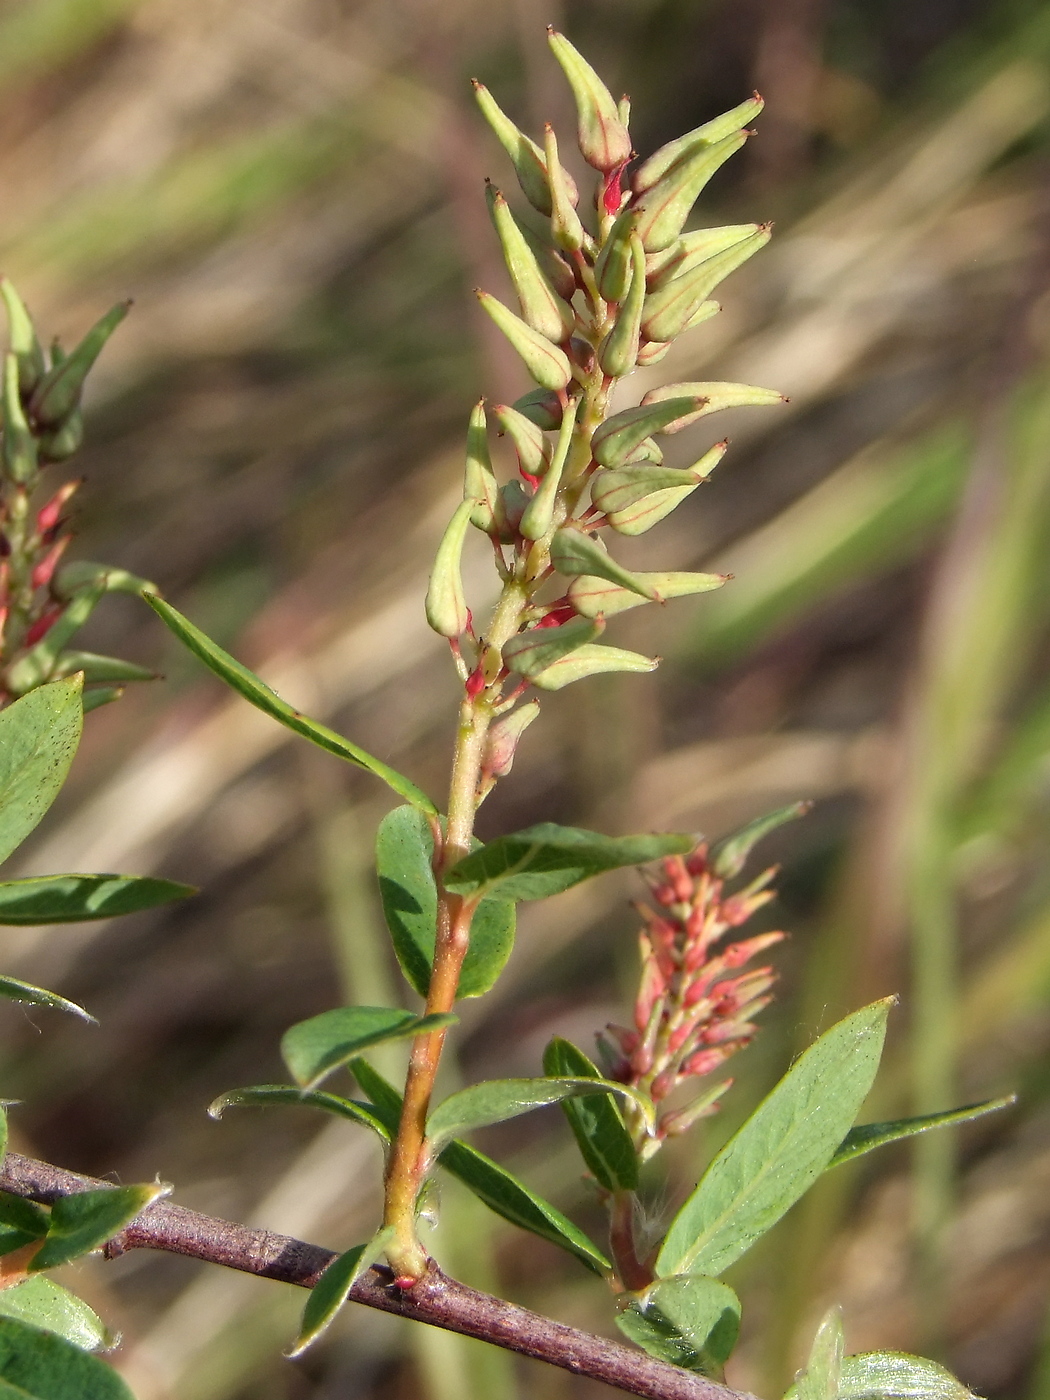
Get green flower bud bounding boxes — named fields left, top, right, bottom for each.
left=487, top=186, right=575, bottom=343
left=28, top=300, right=130, bottom=428
left=632, top=94, right=763, bottom=194
left=601, top=442, right=726, bottom=535
left=642, top=227, right=770, bottom=340
left=594, top=207, right=636, bottom=302
left=2, top=352, right=37, bottom=484
left=53, top=561, right=157, bottom=600
left=597, top=232, right=645, bottom=377
left=636, top=339, right=672, bottom=366
left=550, top=526, right=658, bottom=599
left=653, top=222, right=766, bottom=285
left=640, top=380, right=785, bottom=432
left=547, top=28, right=632, bottom=174
left=591, top=395, right=706, bottom=467
left=512, top=387, right=563, bottom=430
left=494, top=403, right=552, bottom=477
left=681, top=300, right=721, bottom=333
left=591, top=462, right=705, bottom=515
left=633, top=132, right=749, bottom=253
left=520, top=394, right=580, bottom=540
left=483, top=699, right=541, bottom=778
left=502, top=613, right=603, bottom=677
left=475, top=290, right=572, bottom=391
left=568, top=569, right=727, bottom=617
left=425, top=499, right=475, bottom=638
left=606, top=484, right=697, bottom=535
left=518, top=219, right=578, bottom=301
left=529, top=642, right=657, bottom=690
left=544, top=125, right=587, bottom=253
left=624, top=436, right=664, bottom=464
left=473, top=81, right=556, bottom=216
left=0, top=279, right=46, bottom=395
left=38, top=408, right=84, bottom=464
left=495, top=479, right=531, bottom=540
left=463, top=400, right=498, bottom=532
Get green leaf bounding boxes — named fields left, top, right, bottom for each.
left=711, top=802, right=811, bottom=879
left=145, top=596, right=437, bottom=816
left=375, top=806, right=516, bottom=999
left=0, top=874, right=194, bottom=925
left=281, top=1007, right=457, bottom=1092
left=347, top=1059, right=403, bottom=1134
left=828, top=1097, right=1013, bottom=1170
left=0, top=1281, right=111, bottom=1354
left=207, top=1084, right=391, bottom=1142
left=426, top=1076, right=654, bottom=1155
left=443, top=824, right=694, bottom=903
left=615, top=1275, right=741, bottom=1374
left=30, top=1184, right=168, bottom=1272
left=0, top=679, right=82, bottom=869
left=288, top=1226, right=394, bottom=1357
left=795, top=1308, right=844, bottom=1400
left=656, top=1000, right=891, bottom=1278
left=0, top=1197, right=47, bottom=1241
left=0, top=1316, right=134, bottom=1398
left=785, top=1352, right=977, bottom=1400
left=542, top=1037, right=638, bottom=1191
left=0, top=979, right=92, bottom=1023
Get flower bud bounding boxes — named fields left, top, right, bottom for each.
left=29, top=301, right=130, bottom=428
left=37, top=408, right=84, bottom=464
left=636, top=339, right=672, bottom=366
left=512, top=387, right=563, bottom=431
left=550, top=526, right=659, bottom=599
left=486, top=186, right=575, bottom=343
left=520, top=394, right=579, bottom=540
left=36, top=479, right=81, bottom=536
left=633, top=132, right=749, bottom=253
left=606, top=484, right=697, bottom=535
left=568, top=569, right=726, bottom=618
left=642, top=228, right=770, bottom=341
left=495, top=479, right=530, bottom=540
left=591, top=395, right=706, bottom=467
left=425, top=499, right=475, bottom=638
left=653, top=222, right=765, bottom=286
left=2, top=352, right=37, bottom=484
left=547, top=28, right=632, bottom=174
left=544, top=125, right=586, bottom=253
left=594, top=207, right=636, bottom=302
left=624, top=436, right=663, bottom=465
left=632, top=94, right=763, bottom=195
left=640, top=380, right=784, bottom=432
left=518, top=221, right=578, bottom=301
left=530, top=642, right=657, bottom=691
left=0, top=278, right=46, bottom=395
left=463, top=400, right=498, bottom=532
left=475, top=290, right=572, bottom=391
left=597, top=232, right=645, bottom=377
left=493, top=403, right=551, bottom=477
left=31, top=536, right=70, bottom=590
left=502, top=613, right=603, bottom=677
left=483, top=699, right=541, bottom=778
left=591, top=462, right=705, bottom=515
left=472, top=81, right=560, bottom=216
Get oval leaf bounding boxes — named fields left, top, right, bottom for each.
left=0, top=1317, right=134, bottom=1399
left=426, top=1076, right=654, bottom=1155
left=208, top=1084, right=392, bottom=1140
left=0, top=874, right=194, bottom=925
left=542, top=1037, right=638, bottom=1191
left=145, top=596, right=436, bottom=816
left=375, top=806, right=516, bottom=999
left=828, top=1096, right=1013, bottom=1170
left=615, top=1275, right=741, bottom=1374
left=281, top=1007, right=457, bottom=1091
left=288, top=1226, right=394, bottom=1357
left=656, top=1000, right=891, bottom=1278
left=0, top=679, right=83, bottom=868
left=443, top=824, right=694, bottom=903
left=0, top=978, right=93, bottom=1022
left=30, top=1184, right=169, bottom=1272
left=0, top=1280, right=112, bottom=1354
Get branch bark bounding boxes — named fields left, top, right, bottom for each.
left=0, top=1151, right=758, bottom=1400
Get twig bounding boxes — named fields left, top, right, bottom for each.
left=0, top=1152, right=758, bottom=1400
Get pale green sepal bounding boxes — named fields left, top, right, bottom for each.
left=2, top=353, right=37, bottom=484
left=637, top=340, right=673, bottom=366
left=568, top=570, right=726, bottom=618
left=28, top=301, right=130, bottom=428
left=7, top=587, right=105, bottom=696
left=595, top=208, right=637, bottom=302
left=547, top=29, right=631, bottom=173
left=30, top=1182, right=169, bottom=1272
left=591, top=463, right=705, bottom=515
left=544, top=125, right=586, bottom=253
left=634, top=132, right=749, bottom=253
left=632, top=96, right=763, bottom=194
left=550, top=528, right=659, bottom=599
left=598, top=233, right=645, bottom=377
left=615, top=1275, right=741, bottom=1374
left=463, top=400, right=497, bottom=532
left=795, top=1307, right=844, bottom=1400
left=521, top=395, right=580, bottom=539
left=828, top=1096, right=1013, bottom=1170
left=476, top=291, right=572, bottom=391
left=0, top=677, right=82, bottom=868
left=641, top=380, right=784, bottom=431
left=502, top=616, right=603, bottom=679
left=607, top=484, right=698, bottom=535
left=493, top=404, right=551, bottom=477
left=0, top=977, right=94, bottom=1023
left=0, top=279, right=46, bottom=394
left=0, top=1277, right=113, bottom=1353
left=649, top=224, right=762, bottom=285
left=288, top=1225, right=394, bottom=1357
left=530, top=643, right=657, bottom=690
left=591, top=397, right=706, bottom=468
left=426, top=499, right=475, bottom=640
left=683, top=300, right=722, bottom=332
left=145, top=597, right=437, bottom=815
left=642, top=228, right=770, bottom=341
left=488, top=187, right=574, bottom=342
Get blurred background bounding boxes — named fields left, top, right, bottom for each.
left=0, top=0, right=1049, bottom=1396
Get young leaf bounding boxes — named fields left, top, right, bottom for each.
left=0, top=1196, right=48, bottom=1240
left=347, top=1058, right=403, bottom=1134
left=0, top=1279, right=112, bottom=1353
left=0, top=1315, right=134, bottom=1398
left=0, top=874, right=194, bottom=925
left=542, top=1037, right=638, bottom=1191
left=711, top=802, right=811, bottom=879
left=615, top=1275, right=741, bottom=1374
left=145, top=597, right=437, bottom=816
left=0, top=978, right=93, bottom=1023
left=375, top=805, right=517, bottom=999
left=281, top=1007, right=458, bottom=1092
left=30, top=1184, right=169, bottom=1272
left=827, top=1096, right=1013, bottom=1170
left=831, top=1352, right=976, bottom=1400
left=288, top=1225, right=394, bottom=1356
left=0, top=678, right=83, bottom=868
left=208, top=1084, right=391, bottom=1142
left=656, top=1000, right=892, bottom=1278
left=795, top=1307, right=844, bottom=1400
left=442, top=823, right=694, bottom=903
left=426, top=1076, right=654, bottom=1155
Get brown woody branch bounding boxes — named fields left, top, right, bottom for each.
left=0, top=1152, right=758, bottom=1400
